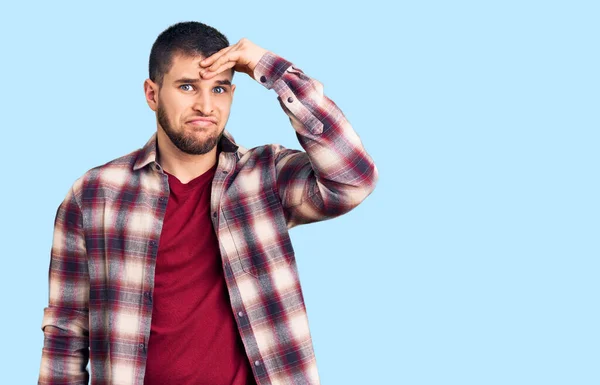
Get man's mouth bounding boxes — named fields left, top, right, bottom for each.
left=186, top=117, right=217, bottom=127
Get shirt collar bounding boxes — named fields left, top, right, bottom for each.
left=133, top=129, right=239, bottom=171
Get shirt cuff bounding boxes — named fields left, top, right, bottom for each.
left=253, top=51, right=293, bottom=89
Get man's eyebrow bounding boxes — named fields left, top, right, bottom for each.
left=174, top=77, right=201, bottom=84
left=173, top=78, right=232, bottom=86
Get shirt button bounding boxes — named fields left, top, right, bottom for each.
left=222, top=170, right=227, bottom=175
left=139, top=343, right=145, bottom=350
left=144, top=292, right=152, bottom=302
left=254, top=360, right=261, bottom=367
left=150, top=240, right=157, bottom=247
left=159, top=197, right=167, bottom=202
left=213, top=212, right=217, bottom=218
left=287, top=97, right=294, bottom=103
left=238, top=311, right=244, bottom=317
left=260, top=75, right=267, bottom=83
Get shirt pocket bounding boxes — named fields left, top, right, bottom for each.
left=222, top=188, right=295, bottom=278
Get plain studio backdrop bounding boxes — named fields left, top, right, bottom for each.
left=0, top=1, right=598, bottom=384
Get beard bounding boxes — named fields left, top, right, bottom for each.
left=157, top=103, right=223, bottom=155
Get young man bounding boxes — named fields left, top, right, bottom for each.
left=39, top=21, right=378, bottom=385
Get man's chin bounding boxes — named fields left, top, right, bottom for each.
left=176, top=136, right=220, bottom=155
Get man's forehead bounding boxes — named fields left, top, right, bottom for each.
left=166, top=53, right=231, bottom=81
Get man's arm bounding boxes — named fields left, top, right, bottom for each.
left=254, top=52, right=378, bottom=227
left=200, top=39, right=378, bottom=227
left=39, top=182, right=90, bottom=385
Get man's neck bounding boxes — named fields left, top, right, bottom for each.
left=155, top=129, right=218, bottom=184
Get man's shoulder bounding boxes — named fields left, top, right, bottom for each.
left=70, top=146, right=144, bottom=196
left=238, top=142, right=303, bottom=164
left=89, top=146, right=141, bottom=176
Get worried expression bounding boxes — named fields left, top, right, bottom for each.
left=152, top=54, right=236, bottom=155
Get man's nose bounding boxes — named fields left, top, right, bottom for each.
left=192, top=92, right=214, bottom=115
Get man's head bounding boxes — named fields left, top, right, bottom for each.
left=144, top=21, right=235, bottom=155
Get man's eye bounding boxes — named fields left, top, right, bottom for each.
left=179, top=84, right=193, bottom=91
left=213, top=86, right=226, bottom=94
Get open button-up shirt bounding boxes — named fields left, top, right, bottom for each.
left=39, top=52, right=378, bottom=385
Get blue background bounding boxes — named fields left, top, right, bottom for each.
left=0, top=1, right=598, bottom=384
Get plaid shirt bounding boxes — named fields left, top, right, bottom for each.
left=39, top=52, right=378, bottom=385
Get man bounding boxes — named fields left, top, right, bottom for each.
left=39, top=21, right=378, bottom=385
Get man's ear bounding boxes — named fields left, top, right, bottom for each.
left=144, top=79, right=159, bottom=111
left=231, top=84, right=236, bottom=98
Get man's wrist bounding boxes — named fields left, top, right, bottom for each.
left=253, top=52, right=294, bottom=89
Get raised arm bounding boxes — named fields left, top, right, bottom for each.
left=254, top=52, right=378, bottom=227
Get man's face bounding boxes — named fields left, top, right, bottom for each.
left=155, top=54, right=235, bottom=155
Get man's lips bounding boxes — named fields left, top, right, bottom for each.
left=186, top=117, right=218, bottom=126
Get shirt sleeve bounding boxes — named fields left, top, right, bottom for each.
left=39, top=182, right=90, bottom=385
left=253, top=52, right=379, bottom=228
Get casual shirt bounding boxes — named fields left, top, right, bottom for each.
left=39, top=51, right=378, bottom=385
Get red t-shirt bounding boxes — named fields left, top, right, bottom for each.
left=143, top=164, right=256, bottom=385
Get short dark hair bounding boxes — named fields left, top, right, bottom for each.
left=149, top=21, right=231, bottom=87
